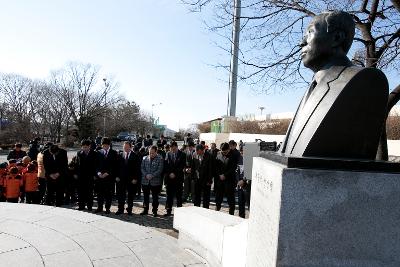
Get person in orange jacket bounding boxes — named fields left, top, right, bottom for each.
left=23, top=163, right=39, bottom=204
left=0, top=162, right=8, bottom=202
left=5, top=167, right=23, bottom=203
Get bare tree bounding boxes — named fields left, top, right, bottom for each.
left=50, top=62, right=121, bottom=138
left=197, top=122, right=212, bottom=133
left=30, top=81, right=69, bottom=142
left=0, top=73, right=34, bottom=142
left=184, top=0, right=400, bottom=159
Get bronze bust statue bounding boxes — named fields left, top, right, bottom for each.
left=280, top=11, right=388, bottom=160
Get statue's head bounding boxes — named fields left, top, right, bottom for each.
left=300, top=11, right=355, bottom=72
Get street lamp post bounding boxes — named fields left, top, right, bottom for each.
left=103, top=78, right=109, bottom=137
left=259, top=106, right=265, bottom=116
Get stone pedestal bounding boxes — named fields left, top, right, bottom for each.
left=248, top=156, right=400, bottom=267
left=173, top=206, right=248, bottom=267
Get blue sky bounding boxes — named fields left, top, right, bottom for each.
left=0, top=1, right=397, bottom=131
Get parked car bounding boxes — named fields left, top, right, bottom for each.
left=116, top=132, right=129, bottom=141
left=116, top=132, right=136, bottom=142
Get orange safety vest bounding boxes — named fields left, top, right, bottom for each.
left=23, top=172, right=39, bottom=192
left=5, top=174, right=22, bottom=199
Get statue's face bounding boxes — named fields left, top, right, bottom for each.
left=301, top=16, right=334, bottom=71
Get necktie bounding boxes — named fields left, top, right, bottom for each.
left=304, top=80, right=317, bottom=103
left=125, top=153, right=129, bottom=161
left=104, top=150, right=108, bottom=157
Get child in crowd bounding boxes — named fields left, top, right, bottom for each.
left=8, top=159, right=17, bottom=169
left=23, top=163, right=39, bottom=204
left=22, top=156, right=31, bottom=167
left=16, top=162, right=25, bottom=173
left=5, top=167, right=23, bottom=203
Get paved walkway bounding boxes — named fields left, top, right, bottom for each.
left=0, top=203, right=206, bottom=267
left=62, top=194, right=249, bottom=238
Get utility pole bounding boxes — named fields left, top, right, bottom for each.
left=103, top=78, right=109, bottom=137
left=227, top=0, right=241, bottom=117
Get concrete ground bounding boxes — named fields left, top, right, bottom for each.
left=62, top=192, right=249, bottom=239
left=0, top=202, right=207, bottom=267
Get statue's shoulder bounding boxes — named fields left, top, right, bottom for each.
left=341, top=66, right=387, bottom=83
left=327, top=66, right=388, bottom=93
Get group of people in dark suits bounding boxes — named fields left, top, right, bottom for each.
left=163, top=139, right=245, bottom=217
left=73, top=138, right=142, bottom=214
left=2, top=136, right=248, bottom=218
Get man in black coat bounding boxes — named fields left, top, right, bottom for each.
left=76, top=140, right=98, bottom=211
left=157, top=135, right=167, bottom=148
left=183, top=142, right=195, bottom=202
left=228, top=140, right=241, bottom=169
left=95, top=137, right=119, bottom=214
left=143, top=135, right=153, bottom=148
left=214, top=142, right=237, bottom=215
left=43, top=144, right=68, bottom=207
left=164, top=141, right=186, bottom=216
left=7, top=143, right=27, bottom=160
left=115, top=141, right=141, bottom=215
left=191, top=144, right=213, bottom=209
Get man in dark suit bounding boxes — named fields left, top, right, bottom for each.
left=183, top=142, right=195, bottom=202
left=76, top=139, right=98, bottom=211
left=164, top=141, right=186, bottom=216
left=115, top=141, right=141, bottom=215
left=7, top=143, right=27, bottom=160
left=214, top=142, right=237, bottom=215
left=157, top=135, right=167, bottom=148
left=191, top=144, right=213, bottom=209
left=143, top=135, right=153, bottom=148
left=281, top=11, right=388, bottom=159
left=95, top=137, right=119, bottom=214
left=43, top=144, right=68, bottom=207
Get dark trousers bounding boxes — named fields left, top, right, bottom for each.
left=78, top=179, right=94, bottom=209
left=238, top=181, right=251, bottom=218
left=193, top=181, right=211, bottom=209
left=142, top=184, right=161, bottom=213
left=165, top=180, right=183, bottom=213
left=25, top=191, right=40, bottom=204
left=46, top=178, right=64, bottom=207
left=116, top=180, right=138, bottom=212
left=7, top=198, right=18, bottom=203
left=65, top=177, right=78, bottom=204
left=96, top=177, right=114, bottom=210
left=183, top=174, right=192, bottom=201
left=136, top=177, right=142, bottom=198
left=20, top=189, right=25, bottom=203
left=215, top=181, right=236, bottom=215
left=38, top=177, right=47, bottom=204
left=0, top=189, right=6, bottom=202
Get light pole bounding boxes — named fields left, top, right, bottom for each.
left=227, top=0, right=241, bottom=117
left=103, top=78, right=109, bottom=137
left=259, top=106, right=265, bottom=116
